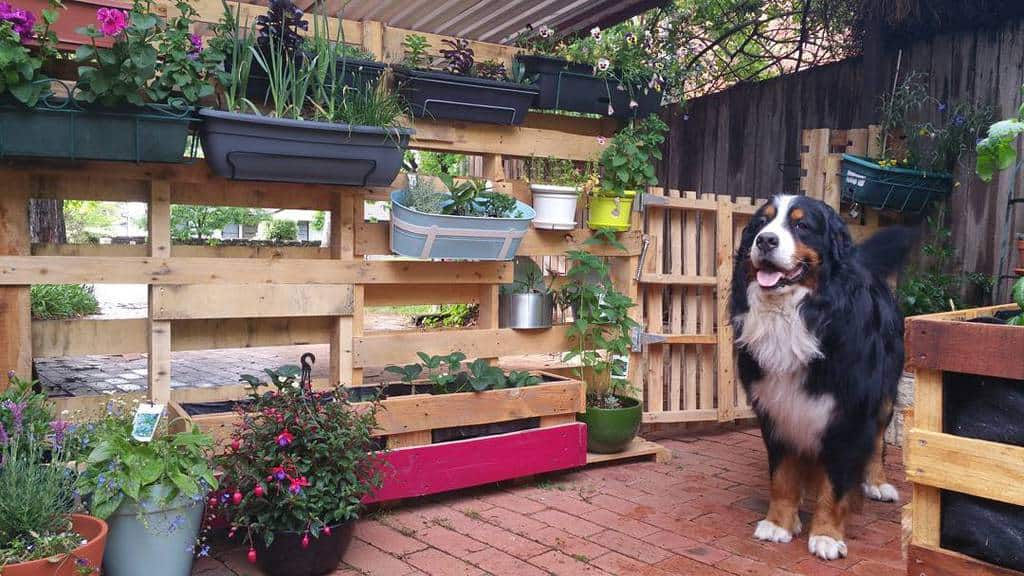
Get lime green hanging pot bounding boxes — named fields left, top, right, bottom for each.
left=587, top=189, right=636, bottom=231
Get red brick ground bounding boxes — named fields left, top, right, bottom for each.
left=194, top=427, right=908, bottom=576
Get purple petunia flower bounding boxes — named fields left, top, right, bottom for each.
left=0, top=2, right=35, bottom=43
left=187, top=33, right=202, bottom=60
left=96, top=7, right=127, bottom=37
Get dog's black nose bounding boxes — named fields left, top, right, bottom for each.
left=756, top=233, right=779, bottom=252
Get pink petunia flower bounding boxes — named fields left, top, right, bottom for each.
left=96, top=7, right=128, bottom=37
left=0, top=2, right=35, bottom=43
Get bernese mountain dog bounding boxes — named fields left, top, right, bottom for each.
left=729, top=194, right=914, bottom=561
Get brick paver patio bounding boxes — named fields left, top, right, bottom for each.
left=193, top=427, right=908, bottom=576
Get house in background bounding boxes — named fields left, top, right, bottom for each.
left=222, top=209, right=325, bottom=242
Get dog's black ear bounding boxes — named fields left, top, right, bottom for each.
left=825, top=207, right=853, bottom=262
left=736, top=213, right=762, bottom=258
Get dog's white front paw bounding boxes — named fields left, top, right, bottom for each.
left=753, top=519, right=793, bottom=543
left=808, top=535, right=848, bottom=560
left=862, top=482, right=900, bottom=502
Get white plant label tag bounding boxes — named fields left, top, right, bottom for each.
left=131, top=403, right=165, bottom=442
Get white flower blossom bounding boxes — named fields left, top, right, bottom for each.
left=538, top=25, right=552, bottom=38
left=590, top=26, right=601, bottom=40
left=596, top=57, right=610, bottom=71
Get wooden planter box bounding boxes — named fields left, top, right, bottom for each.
left=169, top=372, right=587, bottom=502
left=905, top=304, right=1024, bottom=576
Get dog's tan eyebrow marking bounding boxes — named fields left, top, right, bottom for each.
left=789, top=207, right=804, bottom=221
left=764, top=204, right=776, bottom=219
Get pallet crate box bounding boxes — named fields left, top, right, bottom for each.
left=905, top=303, right=1024, bottom=576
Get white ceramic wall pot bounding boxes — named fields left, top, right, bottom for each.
left=530, top=184, right=579, bottom=230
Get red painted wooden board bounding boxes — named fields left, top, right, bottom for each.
left=364, top=423, right=587, bottom=503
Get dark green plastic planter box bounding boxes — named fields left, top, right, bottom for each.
left=0, top=101, right=193, bottom=162
left=245, top=55, right=385, bottom=103
left=578, top=395, right=641, bottom=454
left=393, top=66, right=540, bottom=125
left=840, top=154, right=952, bottom=213
left=515, top=54, right=661, bottom=118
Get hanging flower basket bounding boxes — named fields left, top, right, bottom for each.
left=840, top=154, right=953, bottom=213
left=587, top=190, right=636, bottom=231
left=393, top=66, right=540, bottom=125
left=515, top=55, right=660, bottom=118
left=0, top=88, right=195, bottom=163
left=389, top=189, right=535, bottom=260
left=198, top=109, right=412, bottom=185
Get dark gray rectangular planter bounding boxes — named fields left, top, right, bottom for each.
left=390, top=189, right=535, bottom=260
left=0, top=101, right=193, bottom=162
left=393, top=67, right=540, bottom=125
left=198, top=108, right=412, bottom=185
left=515, top=54, right=661, bottom=118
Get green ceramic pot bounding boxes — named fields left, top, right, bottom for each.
left=578, top=395, right=641, bottom=454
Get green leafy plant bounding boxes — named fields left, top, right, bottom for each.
left=207, top=0, right=255, bottom=113
left=525, top=157, right=591, bottom=189
left=597, top=116, right=667, bottom=196
left=977, top=85, right=1024, bottom=181
left=1008, top=277, right=1024, bottom=326
left=384, top=363, right=422, bottom=387
left=385, top=352, right=542, bottom=395
left=506, top=370, right=541, bottom=388
left=0, top=0, right=60, bottom=106
left=501, top=257, right=552, bottom=296
left=75, top=0, right=213, bottom=107
left=0, top=372, right=55, bottom=454
left=413, top=351, right=465, bottom=394
left=74, top=398, right=218, bottom=520
left=897, top=212, right=994, bottom=316
left=401, top=33, right=430, bottom=68
left=559, top=244, right=639, bottom=407
left=467, top=358, right=506, bottom=391
left=473, top=59, right=506, bottom=81
left=438, top=38, right=473, bottom=76
left=418, top=303, right=477, bottom=328
left=267, top=219, right=298, bottom=241
left=30, top=284, right=99, bottom=319
left=218, top=366, right=382, bottom=551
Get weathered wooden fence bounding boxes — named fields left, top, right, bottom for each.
left=662, top=16, right=1024, bottom=298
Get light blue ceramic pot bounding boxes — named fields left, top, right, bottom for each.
left=102, top=485, right=205, bottom=576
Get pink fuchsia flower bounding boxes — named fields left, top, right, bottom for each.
left=288, top=476, right=310, bottom=494
left=0, top=2, right=35, bottom=43
left=270, top=465, right=288, bottom=481
left=275, top=429, right=295, bottom=447
left=96, top=7, right=128, bottom=37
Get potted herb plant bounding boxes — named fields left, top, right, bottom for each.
left=72, top=398, right=218, bottom=576
left=526, top=157, right=591, bottom=230
left=0, top=0, right=209, bottom=163
left=0, top=373, right=108, bottom=576
left=393, top=34, right=539, bottom=125
left=588, top=116, right=667, bottom=231
left=558, top=247, right=641, bottom=453
left=217, top=366, right=382, bottom=576
left=243, top=0, right=385, bottom=104
left=199, top=1, right=412, bottom=185
left=841, top=72, right=991, bottom=213
left=390, top=173, right=535, bottom=260
left=499, top=257, right=554, bottom=329
left=513, top=10, right=683, bottom=118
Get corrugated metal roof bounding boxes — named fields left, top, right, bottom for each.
left=292, top=0, right=649, bottom=44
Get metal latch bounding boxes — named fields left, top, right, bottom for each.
left=630, top=326, right=666, bottom=353
left=634, top=235, right=650, bottom=281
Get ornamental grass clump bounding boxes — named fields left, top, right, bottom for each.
left=216, top=365, right=383, bottom=560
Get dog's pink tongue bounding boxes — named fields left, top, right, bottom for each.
left=757, top=269, right=783, bottom=288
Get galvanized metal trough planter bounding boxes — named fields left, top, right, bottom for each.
left=389, top=189, right=535, bottom=260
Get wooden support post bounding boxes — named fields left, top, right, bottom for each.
left=477, top=284, right=501, bottom=366
left=482, top=154, right=506, bottom=183
left=361, top=20, right=384, bottom=60
left=911, top=368, right=943, bottom=547
left=330, top=194, right=360, bottom=387
left=0, top=176, right=31, bottom=385
left=610, top=203, right=642, bottom=407
left=148, top=181, right=172, bottom=403
left=716, top=198, right=735, bottom=422
left=643, top=188, right=665, bottom=413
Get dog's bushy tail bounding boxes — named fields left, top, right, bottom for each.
left=856, top=226, right=918, bottom=278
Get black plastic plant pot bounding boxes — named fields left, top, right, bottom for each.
left=840, top=154, right=952, bottom=213
left=0, top=101, right=193, bottom=162
left=198, top=108, right=413, bottom=185
left=515, top=54, right=661, bottom=118
left=245, top=55, right=386, bottom=103
left=255, top=521, right=355, bottom=576
left=393, top=66, right=540, bottom=125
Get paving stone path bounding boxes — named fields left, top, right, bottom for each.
left=194, top=427, right=908, bottom=576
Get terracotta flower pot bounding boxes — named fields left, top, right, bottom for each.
left=2, top=514, right=109, bottom=576
left=17, top=0, right=130, bottom=51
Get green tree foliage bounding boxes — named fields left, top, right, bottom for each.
left=267, top=219, right=299, bottom=242
left=170, top=205, right=268, bottom=240
left=63, top=201, right=120, bottom=243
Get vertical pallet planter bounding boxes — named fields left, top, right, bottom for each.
left=905, top=304, right=1024, bottom=576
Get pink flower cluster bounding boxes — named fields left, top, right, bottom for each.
left=96, top=7, right=127, bottom=37
left=0, top=2, right=35, bottom=43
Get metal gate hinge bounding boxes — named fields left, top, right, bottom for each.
left=634, top=235, right=651, bottom=281
left=639, top=193, right=667, bottom=211
left=630, top=326, right=666, bottom=352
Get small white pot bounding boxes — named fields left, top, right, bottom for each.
left=530, top=184, right=579, bottom=230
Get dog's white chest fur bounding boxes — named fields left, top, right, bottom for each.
left=737, top=284, right=833, bottom=455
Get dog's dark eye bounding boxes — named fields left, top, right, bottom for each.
left=792, top=220, right=809, bottom=232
